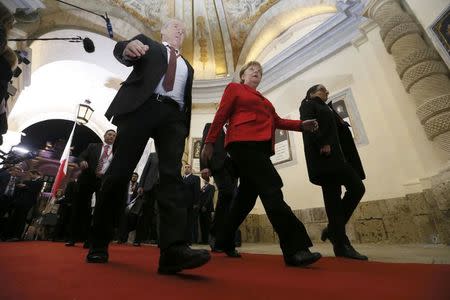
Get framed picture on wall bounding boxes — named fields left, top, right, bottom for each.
left=428, top=6, right=450, bottom=68
left=270, top=129, right=293, bottom=166
left=327, top=88, right=368, bottom=146
left=190, top=137, right=202, bottom=173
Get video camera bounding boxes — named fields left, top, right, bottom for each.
left=0, top=146, right=37, bottom=170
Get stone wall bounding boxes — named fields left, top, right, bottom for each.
left=240, top=189, right=450, bottom=245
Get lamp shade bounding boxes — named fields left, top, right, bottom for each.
left=77, top=100, right=94, bottom=124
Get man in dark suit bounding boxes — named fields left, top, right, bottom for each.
left=86, top=18, right=210, bottom=274
left=183, top=164, right=200, bottom=244
left=198, top=170, right=215, bottom=244
left=65, top=129, right=116, bottom=247
left=134, top=152, right=159, bottom=246
left=4, top=170, right=43, bottom=241
left=200, top=123, right=238, bottom=250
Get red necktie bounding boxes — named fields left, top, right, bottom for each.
left=96, top=145, right=110, bottom=174
left=162, top=46, right=177, bottom=92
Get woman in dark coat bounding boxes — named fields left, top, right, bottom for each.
left=299, top=84, right=367, bottom=260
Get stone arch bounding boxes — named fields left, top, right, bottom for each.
left=235, top=0, right=338, bottom=71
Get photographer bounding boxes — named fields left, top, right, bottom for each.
left=0, top=4, right=16, bottom=144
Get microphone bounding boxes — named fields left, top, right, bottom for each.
left=82, top=37, right=95, bottom=53
left=105, top=15, right=114, bottom=39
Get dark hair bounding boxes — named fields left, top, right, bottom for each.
left=239, top=61, right=263, bottom=84
left=303, top=84, right=322, bottom=102
left=132, top=172, right=138, bottom=176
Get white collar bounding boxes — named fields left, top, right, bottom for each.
left=162, top=41, right=180, bottom=55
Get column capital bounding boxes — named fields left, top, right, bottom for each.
left=363, top=0, right=400, bottom=18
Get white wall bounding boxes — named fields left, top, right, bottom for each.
left=189, top=24, right=449, bottom=214
left=404, top=0, right=449, bottom=28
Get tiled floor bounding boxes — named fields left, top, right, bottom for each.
left=194, top=242, right=450, bottom=264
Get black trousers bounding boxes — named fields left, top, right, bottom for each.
left=217, top=142, right=313, bottom=257
left=135, top=187, right=159, bottom=243
left=209, top=164, right=237, bottom=240
left=91, top=99, right=188, bottom=250
left=320, top=165, right=365, bottom=245
left=68, top=179, right=99, bottom=243
left=199, top=211, right=212, bottom=244
left=4, top=204, right=30, bottom=239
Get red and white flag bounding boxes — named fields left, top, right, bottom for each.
left=51, top=123, right=76, bottom=197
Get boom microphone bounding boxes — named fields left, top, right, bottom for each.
left=105, top=13, right=114, bottom=39
left=82, top=37, right=95, bottom=53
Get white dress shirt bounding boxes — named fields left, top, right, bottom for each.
left=154, top=42, right=188, bottom=110
left=98, top=143, right=113, bottom=175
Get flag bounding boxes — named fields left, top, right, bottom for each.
left=51, top=123, right=76, bottom=197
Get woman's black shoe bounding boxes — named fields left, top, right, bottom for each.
left=334, top=244, right=368, bottom=260
left=224, top=248, right=241, bottom=258
left=284, top=250, right=321, bottom=267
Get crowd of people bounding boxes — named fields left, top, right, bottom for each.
left=1, top=15, right=369, bottom=276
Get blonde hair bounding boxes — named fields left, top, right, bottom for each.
left=239, top=61, right=263, bottom=83
left=161, top=18, right=185, bottom=34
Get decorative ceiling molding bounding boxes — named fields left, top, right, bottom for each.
left=258, top=0, right=369, bottom=93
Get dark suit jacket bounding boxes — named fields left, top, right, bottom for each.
left=14, top=178, right=43, bottom=209
left=77, top=143, right=103, bottom=185
left=199, top=183, right=215, bottom=213
left=300, top=97, right=365, bottom=185
left=138, top=152, right=159, bottom=192
left=106, top=34, right=194, bottom=136
left=0, top=170, right=12, bottom=195
left=200, top=123, right=227, bottom=173
left=183, top=174, right=200, bottom=208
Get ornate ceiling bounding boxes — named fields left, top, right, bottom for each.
left=13, top=0, right=338, bottom=80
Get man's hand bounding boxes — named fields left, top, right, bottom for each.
left=79, top=161, right=89, bottom=169
left=320, top=144, right=331, bottom=156
left=123, top=39, right=149, bottom=59
left=137, top=187, right=144, bottom=196
left=201, top=143, right=214, bottom=164
left=300, top=119, right=318, bottom=132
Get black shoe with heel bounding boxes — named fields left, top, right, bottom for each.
left=334, top=244, right=368, bottom=260
left=284, top=250, right=322, bottom=267
left=158, top=244, right=211, bottom=275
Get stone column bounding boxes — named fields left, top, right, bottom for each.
left=365, top=0, right=450, bottom=244
left=365, top=0, right=450, bottom=153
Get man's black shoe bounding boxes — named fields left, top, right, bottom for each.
left=86, top=248, right=109, bottom=263
left=224, top=248, right=241, bottom=258
left=65, top=241, right=75, bottom=247
left=284, top=250, right=322, bottom=267
left=158, top=245, right=210, bottom=275
left=334, top=244, right=368, bottom=260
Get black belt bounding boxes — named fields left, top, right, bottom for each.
left=150, top=93, right=180, bottom=108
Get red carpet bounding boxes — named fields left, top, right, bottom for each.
left=0, top=242, right=449, bottom=300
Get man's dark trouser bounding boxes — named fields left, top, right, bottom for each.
left=91, top=99, right=188, bottom=251
left=135, top=187, right=159, bottom=243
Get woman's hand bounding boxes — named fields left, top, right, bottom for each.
left=300, top=119, right=318, bottom=132
left=320, top=144, right=331, bottom=156
left=201, top=143, right=214, bottom=163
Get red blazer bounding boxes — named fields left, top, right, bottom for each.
left=205, top=83, right=304, bottom=154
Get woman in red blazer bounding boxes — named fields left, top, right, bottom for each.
left=202, top=61, right=321, bottom=268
